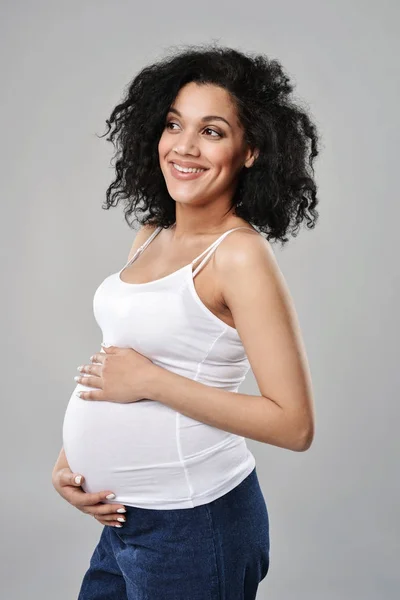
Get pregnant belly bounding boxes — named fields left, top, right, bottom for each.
left=62, top=384, right=235, bottom=506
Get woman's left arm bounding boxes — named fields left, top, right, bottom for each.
left=148, top=232, right=315, bottom=452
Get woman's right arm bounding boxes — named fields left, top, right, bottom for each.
left=51, top=448, right=128, bottom=528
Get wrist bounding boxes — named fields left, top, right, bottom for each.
left=52, top=466, right=69, bottom=486
left=146, top=363, right=164, bottom=399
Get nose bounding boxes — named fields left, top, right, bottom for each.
left=172, top=129, right=201, bottom=157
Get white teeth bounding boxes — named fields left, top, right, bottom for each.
left=172, top=163, right=206, bottom=174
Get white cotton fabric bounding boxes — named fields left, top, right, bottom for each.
left=62, top=225, right=257, bottom=509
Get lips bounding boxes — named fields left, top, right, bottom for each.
left=168, top=161, right=208, bottom=180
left=169, top=160, right=208, bottom=170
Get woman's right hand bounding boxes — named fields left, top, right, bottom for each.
left=52, top=467, right=127, bottom=528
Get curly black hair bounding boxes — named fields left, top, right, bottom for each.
left=99, top=42, right=320, bottom=246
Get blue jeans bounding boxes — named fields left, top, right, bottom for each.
left=77, top=467, right=270, bottom=599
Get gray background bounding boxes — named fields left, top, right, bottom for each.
left=1, top=0, right=399, bottom=598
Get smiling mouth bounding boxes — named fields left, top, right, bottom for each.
left=168, top=162, right=209, bottom=180
left=171, top=162, right=207, bottom=174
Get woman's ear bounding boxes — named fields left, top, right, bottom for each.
left=244, top=147, right=259, bottom=168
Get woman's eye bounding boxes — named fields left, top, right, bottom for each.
left=165, top=122, right=221, bottom=138
left=204, top=128, right=221, bottom=138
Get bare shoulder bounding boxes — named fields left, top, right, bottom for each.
left=216, top=226, right=292, bottom=329
left=126, top=223, right=160, bottom=262
left=216, top=227, right=279, bottom=288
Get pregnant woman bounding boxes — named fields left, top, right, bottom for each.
left=52, top=43, right=318, bottom=599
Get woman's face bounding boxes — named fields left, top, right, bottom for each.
left=158, top=82, right=256, bottom=208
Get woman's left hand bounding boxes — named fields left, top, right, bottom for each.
left=74, top=345, right=158, bottom=403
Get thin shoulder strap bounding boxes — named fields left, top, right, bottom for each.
left=191, top=227, right=257, bottom=278
left=122, top=226, right=163, bottom=269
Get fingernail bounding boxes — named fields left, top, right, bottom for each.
left=75, top=475, right=82, bottom=484
left=106, top=493, right=116, bottom=499
left=117, top=517, right=125, bottom=522
left=116, top=508, right=126, bottom=513
left=115, top=523, right=123, bottom=528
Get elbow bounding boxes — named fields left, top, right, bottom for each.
left=293, top=424, right=314, bottom=452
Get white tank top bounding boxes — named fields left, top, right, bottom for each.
left=62, top=225, right=258, bottom=509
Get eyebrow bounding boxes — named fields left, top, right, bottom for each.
left=167, top=107, right=232, bottom=129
